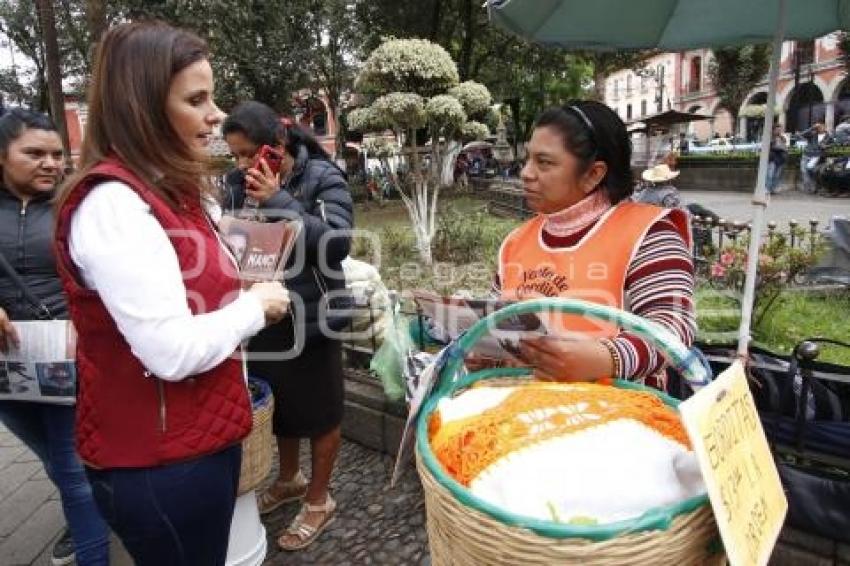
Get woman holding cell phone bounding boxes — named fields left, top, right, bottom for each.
left=222, top=101, right=353, bottom=551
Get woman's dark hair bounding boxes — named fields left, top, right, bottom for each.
left=223, top=100, right=330, bottom=161
left=535, top=100, right=633, bottom=204
left=0, top=108, right=57, bottom=154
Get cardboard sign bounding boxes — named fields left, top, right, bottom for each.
left=679, top=361, right=787, bottom=566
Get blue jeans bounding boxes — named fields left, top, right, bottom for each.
left=86, top=444, right=241, bottom=566
left=766, top=161, right=784, bottom=193
left=800, top=156, right=818, bottom=193
left=0, top=402, right=110, bottom=565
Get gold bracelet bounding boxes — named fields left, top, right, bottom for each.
left=600, top=339, right=622, bottom=378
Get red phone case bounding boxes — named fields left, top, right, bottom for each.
left=253, top=145, right=283, bottom=176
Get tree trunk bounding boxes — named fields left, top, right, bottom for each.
left=440, top=140, right=461, bottom=187
left=329, top=100, right=344, bottom=160
left=507, top=97, right=522, bottom=154
left=35, top=0, right=70, bottom=158
left=429, top=0, right=443, bottom=42
left=458, top=0, right=475, bottom=81
left=86, top=0, right=108, bottom=52
left=592, top=67, right=607, bottom=101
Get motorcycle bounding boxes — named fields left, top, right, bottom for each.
left=815, top=144, right=850, bottom=196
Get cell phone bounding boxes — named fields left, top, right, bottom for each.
left=252, top=145, right=284, bottom=176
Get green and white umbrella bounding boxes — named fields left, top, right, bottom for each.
left=488, top=0, right=848, bottom=359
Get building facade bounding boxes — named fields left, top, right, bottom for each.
left=604, top=33, right=850, bottom=141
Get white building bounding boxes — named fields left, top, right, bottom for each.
left=603, top=34, right=850, bottom=141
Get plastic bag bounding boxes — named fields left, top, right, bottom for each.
left=369, top=307, right=414, bottom=402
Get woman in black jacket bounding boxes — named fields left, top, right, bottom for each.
left=222, top=101, right=353, bottom=551
left=0, top=109, right=109, bottom=564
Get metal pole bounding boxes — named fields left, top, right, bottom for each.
left=808, top=66, right=815, bottom=126
left=737, top=0, right=786, bottom=359
left=656, top=63, right=665, bottom=113
left=793, top=44, right=801, bottom=131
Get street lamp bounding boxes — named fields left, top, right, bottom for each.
left=636, top=64, right=666, bottom=113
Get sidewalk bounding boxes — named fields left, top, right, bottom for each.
left=0, top=418, right=430, bottom=566
left=682, top=189, right=849, bottom=225
left=0, top=422, right=64, bottom=566
left=1, top=415, right=848, bottom=565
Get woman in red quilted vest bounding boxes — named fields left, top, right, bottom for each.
left=53, top=22, right=290, bottom=565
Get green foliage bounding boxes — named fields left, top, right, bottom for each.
left=348, top=106, right=388, bottom=133
left=448, top=80, right=492, bottom=117
left=111, top=0, right=311, bottom=112
left=461, top=120, right=490, bottom=141
left=586, top=51, right=653, bottom=100
left=707, top=45, right=771, bottom=135
left=362, top=136, right=400, bottom=158
left=432, top=207, right=510, bottom=264
left=355, top=37, right=459, bottom=96
left=695, top=287, right=850, bottom=365
left=425, top=94, right=466, bottom=136
left=707, top=230, right=824, bottom=326
left=0, top=0, right=49, bottom=109
left=372, top=92, right=426, bottom=131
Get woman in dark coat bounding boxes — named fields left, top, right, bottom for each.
left=222, top=101, right=353, bottom=550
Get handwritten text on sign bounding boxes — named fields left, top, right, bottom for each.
left=680, top=361, right=787, bottom=566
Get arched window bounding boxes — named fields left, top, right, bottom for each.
left=626, top=104, right=633, bottom=120
left=641, top=100, right=647, bottom=116
left=796, top=40, right=815, bottom=66
left=312, top=113, right=327, bottom=137
left=626, top=75, right=632, bottom=96
left=689, top=57, right=702, bottom=93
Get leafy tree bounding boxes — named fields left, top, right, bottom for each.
left=114, top=0, right=310, bottom=112
left=479, top=43, right=591, bottom=151
left=0, top=0, right=48, bottom=110
left=350, top=38, right=492, bottom=265
left=708, top=45, right=771, bottom=136
left=353, top=0, right=596, bottom=147
left=0, top=66, right=35, bottom=107
left=301, top=0, right=362, bottom=158
left=0, top=0, right=100, bottom=110
left=585, top=51, right=653, bottom=101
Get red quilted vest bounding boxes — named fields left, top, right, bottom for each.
left=54, top=158, right=252, bottom=468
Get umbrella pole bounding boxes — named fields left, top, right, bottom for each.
left=736, top=0, right=787, bottom=359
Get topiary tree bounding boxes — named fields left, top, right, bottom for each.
left=350, top=38, right=493, bottom=265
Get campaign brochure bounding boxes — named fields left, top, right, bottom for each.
left=0, top=320, right=76, bottom=404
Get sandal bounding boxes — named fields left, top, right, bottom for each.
left=277, top=494, right=337, bottom=551
left=257, top=470, right=308, bottom=515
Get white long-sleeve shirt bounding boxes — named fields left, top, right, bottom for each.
left=69, top=181, right=265, bottom=381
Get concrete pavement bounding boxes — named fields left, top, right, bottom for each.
left=682, top=189, right=848, bottom=225
left=0, top=424, right=64, bottom=566
left=2, top=413, right=849, bottom=565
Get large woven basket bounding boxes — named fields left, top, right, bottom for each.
left=414, top=298, right=724, bottom=565
left=238, top=377, right=274, bottom=496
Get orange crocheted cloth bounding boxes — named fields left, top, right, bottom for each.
left=428, top=382, right=690, bottom=487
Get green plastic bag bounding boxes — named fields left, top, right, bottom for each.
left=369, top=310, right=413, bottom=402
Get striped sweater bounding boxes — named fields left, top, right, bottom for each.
left=496, top=204, right=695, bottom=391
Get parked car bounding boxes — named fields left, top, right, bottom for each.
left=687, top=137, right=761, bottom=154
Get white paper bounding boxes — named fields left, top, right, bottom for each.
left=412, top=290, right=548, bottom=362
left=0, top=321, right=76, bottom=404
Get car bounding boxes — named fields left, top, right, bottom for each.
left=686, top=137, right=760, bottom=154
